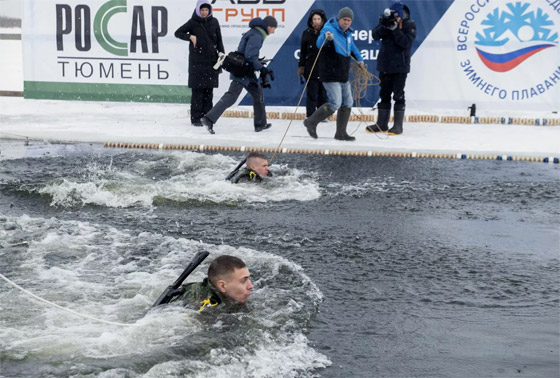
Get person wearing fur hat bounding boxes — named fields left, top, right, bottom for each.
left=365, top=0, right=416, bottom=135
left=303, top=7, right=365, bottom=141
left=298, top=9, right=328, bottom=118
left=202, top=16, right=278, bottom=134
left=175, top=1, right=224, bottom=127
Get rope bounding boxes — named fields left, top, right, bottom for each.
left=0, top=272, right=139, bottom=327
left=269, top=37, right=328, bottom=164
left=329, top=36, right=384, bottom=138
left=348, top=61, right=383, bottom=137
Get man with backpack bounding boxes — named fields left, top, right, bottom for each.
left=201, top=16, right=278, bottom=134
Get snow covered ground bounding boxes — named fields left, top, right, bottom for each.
left=1, top=96, right=559, bottom=159
left=0, top=35, right=559, bottom=159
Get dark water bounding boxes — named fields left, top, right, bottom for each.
left=0, top=142, right=558, bottom=377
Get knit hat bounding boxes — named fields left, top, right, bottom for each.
left=337, top=7, right=354, bottom=21
left=390, top=0, right=404, bottom=18
left=263, top=16, right=278, bottom=28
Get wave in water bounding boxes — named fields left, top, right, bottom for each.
left=0, top=215, right=330, bottom=377
left=11, top=151, right=322, bottom=207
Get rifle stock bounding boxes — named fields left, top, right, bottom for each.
left=152, top=251, right=210, bottom=307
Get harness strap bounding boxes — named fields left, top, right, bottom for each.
left=198, top=299, right=219, bottom=312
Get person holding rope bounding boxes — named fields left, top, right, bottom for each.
left=303, top=7, right=365, bottom=142
left=365, top=0, right=416, bottom=135
left=298, top=9, right=328, bottom=119
left=174, top=0, right=224, bottom=127
left=201, top=16, right=278, bottom=134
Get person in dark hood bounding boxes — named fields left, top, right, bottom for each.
left=298, top=9, right=328, bottom=118
left=175, top=0, right=224, bottom=127
left=202, top=16, right=278, bottom=134
left=365, top=0, right=416, bottom=135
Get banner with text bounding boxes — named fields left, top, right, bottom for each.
left=22, top=0, right=559, bottom=111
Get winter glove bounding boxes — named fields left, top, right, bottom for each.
left=297, top=66, right=304, bottom=76
left=325, top=32, right=334, bottom=41
left=387, top=20, right=398, bottom=31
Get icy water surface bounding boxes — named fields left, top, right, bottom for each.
left=0, top=141, right=558, bottom=378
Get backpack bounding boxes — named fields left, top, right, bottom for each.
left=221, top=51, right=254, bottom=77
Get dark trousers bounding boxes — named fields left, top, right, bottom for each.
left=305, top=78, right=327, bottom=117
left=378, top=72, right=408, bottom=112
left=204, top=78, right=266, bottom=127
left=191, top=88, right=214, bottom=123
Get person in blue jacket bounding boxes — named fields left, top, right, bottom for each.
left=303, top=7, right=365, bottom=141
left=365, top=0, right=416, bottom=135
left=202, top=16, right=277, bottom=134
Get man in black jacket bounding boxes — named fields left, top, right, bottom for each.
left=366, top=0, right=416, bottom=135
left=202, top=16, right=277, bottom=134
left=298, top=9, right=328, bottom=118
left=175, top=1, right=224, bottom=127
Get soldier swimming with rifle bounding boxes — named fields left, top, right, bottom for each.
left=153, top=252, right=253, bottom=312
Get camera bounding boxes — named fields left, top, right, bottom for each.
left=380, top=8, right=398, bottom=28
left=261, top=69, right=274, bottom=89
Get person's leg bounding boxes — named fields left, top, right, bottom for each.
left=204, top=81, right=243, bottom=124
left=389, top=73, right=408, bottom=135
left=322, top=81, right=343, bottom=112
left=202, top=88, right=214, bottom=117
left=334, top=81, right=355, bottom=141
left=366, top=72, right=393, bottom=132
left=378, top=72, right=394, bottom=111
left=245, top=78, right=269, bottom=130
left=319, top=81, right=328, bottom=106
left=392, top=73, right=408, bottom=113
left=340, top=81, right=353, bottom=108
left=190, top=88, right=204, bottom=125
left=306, top=78, right=320, bottom=117
left=303, top=81, right=341, bottom=138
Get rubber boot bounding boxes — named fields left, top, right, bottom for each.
left=304, top=103, right=334, bottom=139
left=334, top=106, right=355, bottom=141
left=365, top=108, right=390, bottom=133
left=388, top=110, right=405, bottom=135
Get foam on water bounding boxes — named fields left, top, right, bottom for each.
left=0, top=215, right=330, bottom=377
left=30, top=151, right=321, bottom=207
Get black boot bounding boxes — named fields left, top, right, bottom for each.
left=365, top=108, right=390, bottom=133
left=255, top=123, right=272, bottom=132
left=303, top=103, right=334, bottom=139
left=334, top=106, right=355, bottom=141
left=388, top=111, right=405, bottom=135
left=201, top=116, right=215, bottom=134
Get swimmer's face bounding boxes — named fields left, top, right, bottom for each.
left=218, top=267, right=253, bottom=303
left=248, top=158, right=270, bottom=178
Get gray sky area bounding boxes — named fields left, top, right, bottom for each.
left=0, top=0, right=21, bottom=19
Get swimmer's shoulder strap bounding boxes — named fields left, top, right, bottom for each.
left=152, top=251, right=210, bottom=307
left=225, top=157, right=247, bottom=182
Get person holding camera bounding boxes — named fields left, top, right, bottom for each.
left=303, top=7, right=365, bottom=141
left=174, top=1, right=224, bottom=127
left=201, top=16, right=277, bottom=134
left=366, top=0, right=416, bottom=135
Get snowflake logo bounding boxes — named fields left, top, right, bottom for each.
left=474, top=2, right=557, bottom=72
